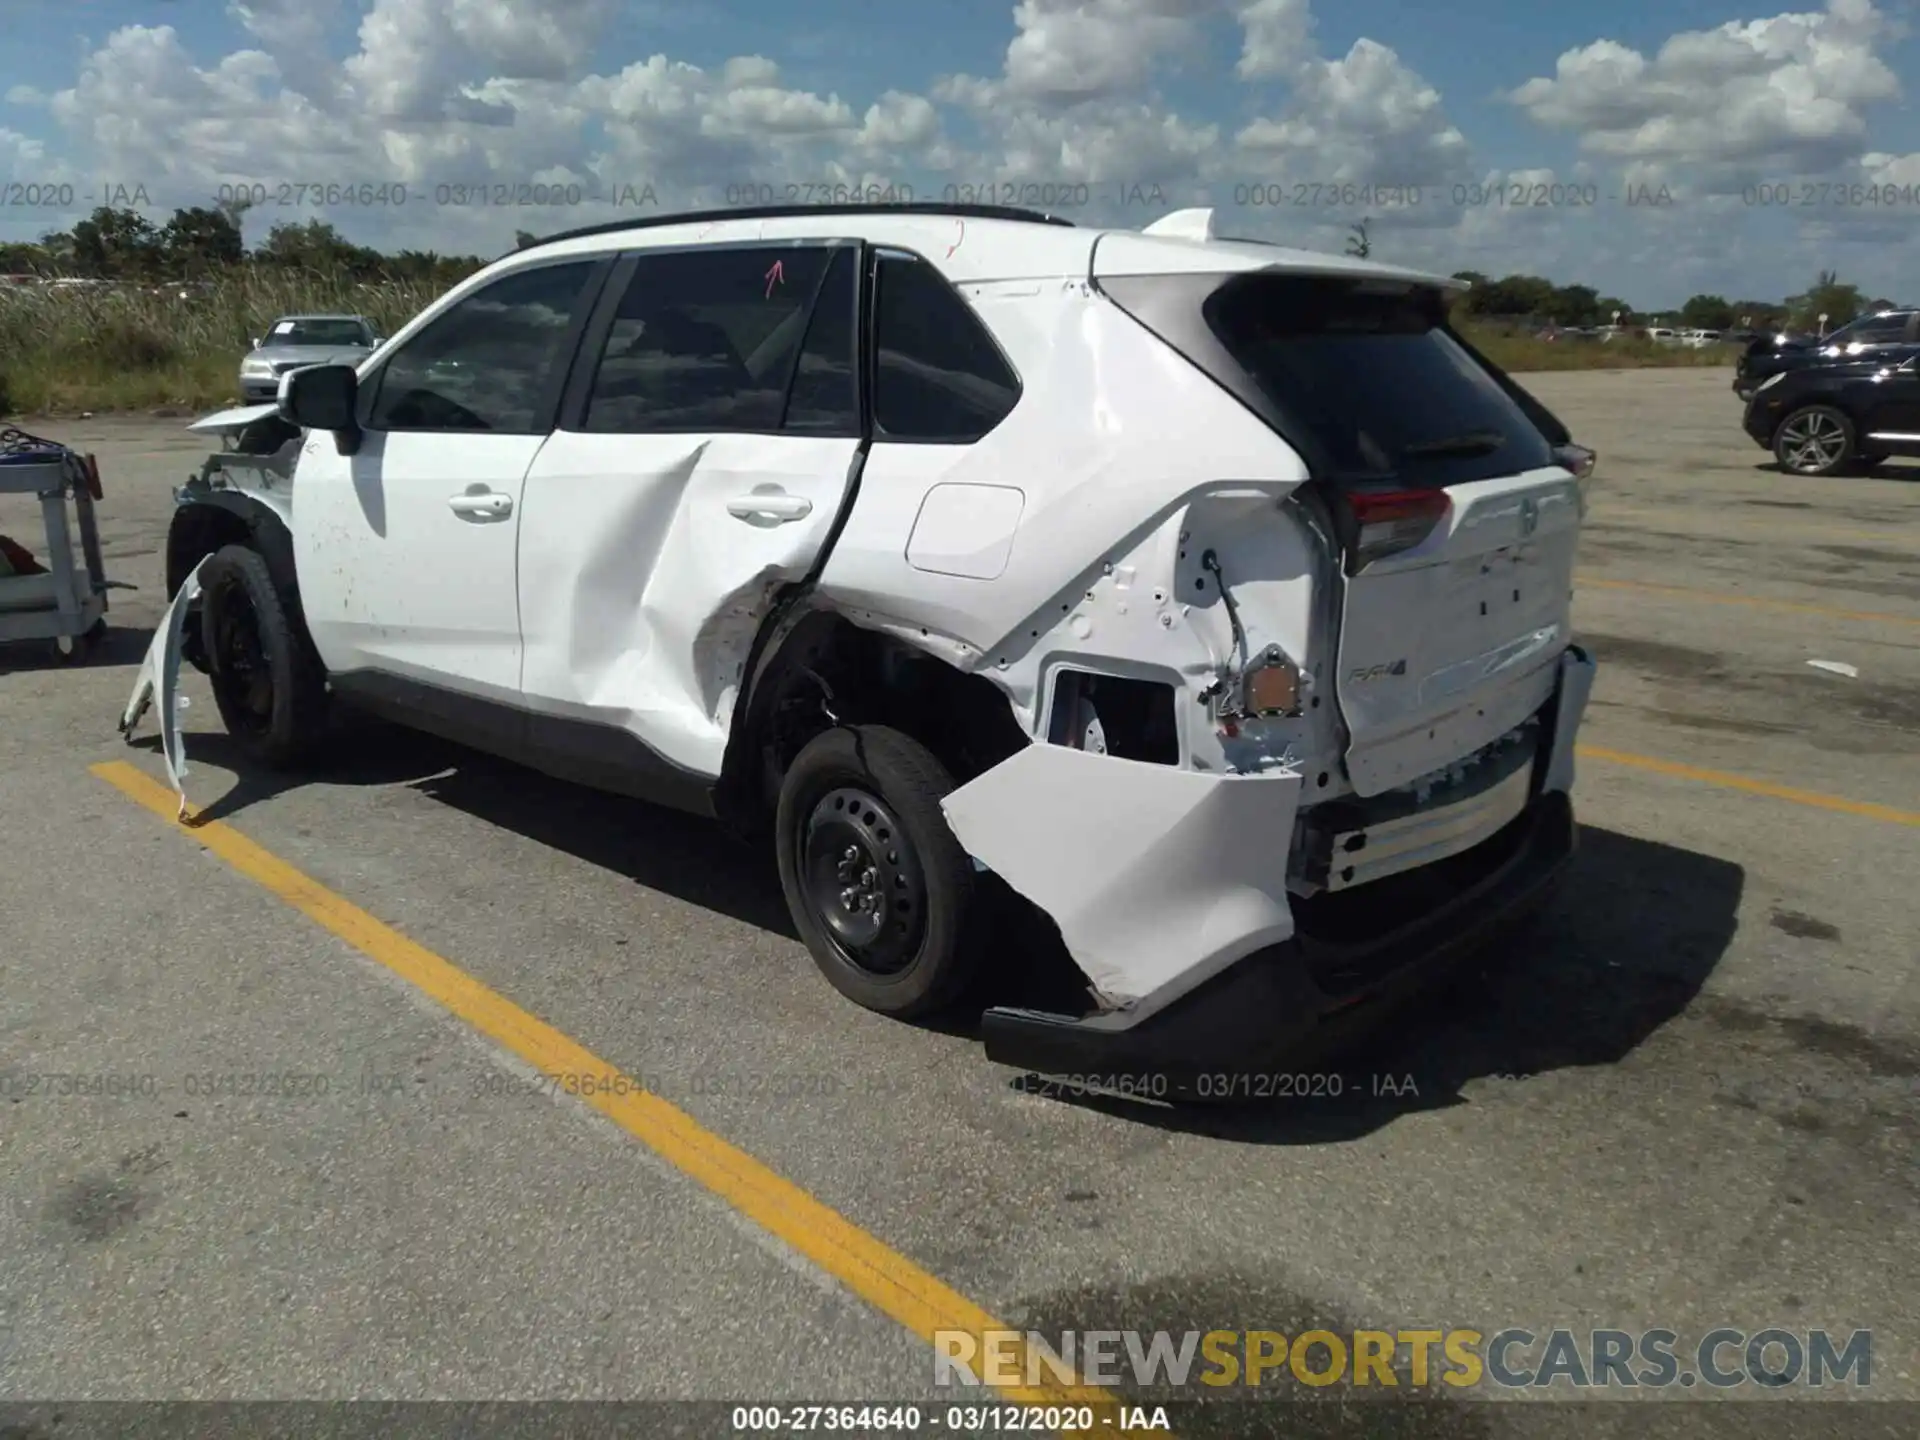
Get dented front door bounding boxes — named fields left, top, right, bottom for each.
left=515, top=240, right=863, bottom=778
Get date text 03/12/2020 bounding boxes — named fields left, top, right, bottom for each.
left=730, top=1405, right=1172, bottom=1432
left=1010, top=1070, right=1424, bottom=1101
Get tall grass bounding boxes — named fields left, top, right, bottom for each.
left=0, top=269, right=447, bottom=415
left=0, top=266, right=1733, bottom=417
left=1471, top=328, right=1736, bottom=373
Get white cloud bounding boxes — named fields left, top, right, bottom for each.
left=1236, top=0, right=1315, bottom=80
left=1509, top=0, right=1902, bottom=177
left=996, top=0, right=1216, bottom=104
left=3, top=0, right=1915, bottom=302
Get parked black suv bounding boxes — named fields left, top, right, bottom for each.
left=1742, top=345, right=1920, bottom=475
left=1733, top=309, right=1920, bottom=400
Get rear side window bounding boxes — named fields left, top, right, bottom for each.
left=581, top=246, right=843, bottom=433
left=782, top=247, right=858, bottom=434
left=1202, top=275, right=1556, bottom=485
left=872, top=254, right=1020, bottom=442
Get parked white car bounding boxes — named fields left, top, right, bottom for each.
left=122, top=202, right=1597, bottom=1096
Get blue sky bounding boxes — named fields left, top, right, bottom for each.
left=4, top=0, right=1919, bottom=307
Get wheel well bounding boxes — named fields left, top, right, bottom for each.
left=715, top=610, right=1031, bottom=831
left=166, top=503, right=253, bottom=599
left=166, top=496, right=313, bottom=668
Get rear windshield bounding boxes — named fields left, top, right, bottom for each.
left=270, top=318, right=370, bottom=347
left=1201, top=275, right=1555, bottom=486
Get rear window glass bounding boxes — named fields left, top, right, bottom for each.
left=1202, top=275, right=1555, bottom=485
left=271, top=318, right=370, bottom=346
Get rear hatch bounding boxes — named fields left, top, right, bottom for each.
left=1098, top=266, right=1585, bottom=798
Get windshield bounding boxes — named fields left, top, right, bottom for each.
left=1200, top=274, right=1555, bottom=485
left=1826, top=313, right=1908, bottom=347
left=266, top=317, right=371, bottom=347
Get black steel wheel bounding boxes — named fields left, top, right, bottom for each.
left=775, top=725, right=982, bottom=1018
left=197, top=543, right=329, bottom=768
left=800, top=786, right=928, bottom=977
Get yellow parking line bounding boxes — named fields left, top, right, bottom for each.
left=1578, top=576, right=1920, bottom=627
left=90, top=759, right=1127, bottom=1429
left=1575, top=746, right=1920, bottom=827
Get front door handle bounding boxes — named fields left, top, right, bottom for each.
left=726, top=492, right=812, bottom=523
left=448, top=491, right=512, bottom=519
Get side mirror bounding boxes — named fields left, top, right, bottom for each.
left=280, top=364, right=362, bottom=454
left=252, top=337, right=263, bottom=350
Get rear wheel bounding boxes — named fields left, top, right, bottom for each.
left=1772, top=405, right=1855, bottom=476
left=198, top=543, right=329, bottom=768
left=775, top=725, right=982, bottom=1018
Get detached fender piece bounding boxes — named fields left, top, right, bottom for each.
left=940, top=745, right=1306, bottom=1012
left=119, top=556, right=207, bottom=818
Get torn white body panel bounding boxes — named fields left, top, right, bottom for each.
left=816, top=282, right=1311, bottom=673
left=118, top=557, right=206, bottom=815
left=186, top=403, right=281, bottom=435
left=1539, top=644, right=1596, bottom=795
left=947, top=645, right=1594, bottom=1010
left=942, top=744, right=1305, bottom=1013
left=515, top=429, right=861, bottom=776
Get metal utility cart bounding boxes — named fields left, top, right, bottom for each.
left=0, top=428, right=114, bottom=662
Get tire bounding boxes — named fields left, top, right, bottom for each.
left=1772, top=405, right=1856, bottom=476
left=775, top=724, right=982, bottom=1018
left=198, top=542, right=329, bottom=768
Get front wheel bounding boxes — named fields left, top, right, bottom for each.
left=1772, top=405, right=1856, bottom=476
left=775, top=725, right=983, bottom=1018
left=198, top=543, right=329, bottom=768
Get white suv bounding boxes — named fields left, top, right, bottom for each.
left=123, top=202, right=1597, bottom=1097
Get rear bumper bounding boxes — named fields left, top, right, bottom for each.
left=979, top=788, right=1574, bottom=1098
left=971, top=643, right=1595, bottom=1100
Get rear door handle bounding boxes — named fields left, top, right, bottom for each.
left=448, top=491, right=512, bottom=518
left=726, top=492, right=812, bottom=523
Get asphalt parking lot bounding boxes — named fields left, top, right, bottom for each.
left=1, top=367, right=1915, bottom=1435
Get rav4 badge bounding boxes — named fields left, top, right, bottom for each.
left=1349, top=659, right=1408, bottom=682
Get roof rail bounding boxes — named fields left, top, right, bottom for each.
left=516, top=201, right=1077, bottom=256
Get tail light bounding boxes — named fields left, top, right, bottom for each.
left=1336, top=487, right=1450, bottom=571
left=1553, top=443, right=1595, bottom=516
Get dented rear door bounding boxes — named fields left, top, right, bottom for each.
left=515, top=238, right=863, bottom=779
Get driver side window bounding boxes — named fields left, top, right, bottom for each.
left=365, top=260, right=599, bottom=433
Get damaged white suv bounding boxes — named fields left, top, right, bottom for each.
left=123, top=201, right=1597, bottom=1097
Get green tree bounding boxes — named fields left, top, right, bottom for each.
left=1678, top=294, right=1735, bottom=329
left=1344, top=218, right=1371, bottom=259
left=69, top=206, right=161, bottom=278
left=1473, top=274, right=1556, bottom=320
left=1549, top=284, right=1600, bottom=327
left=255, top=219, right=384, bottom=278
left=0, top=241, right=55, bottom=276
left=159, top=206, right=244, bottom=276
left=1729, top=300, right=1783, bottom=332
left=1786, top=269, right=1862, bottom=332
